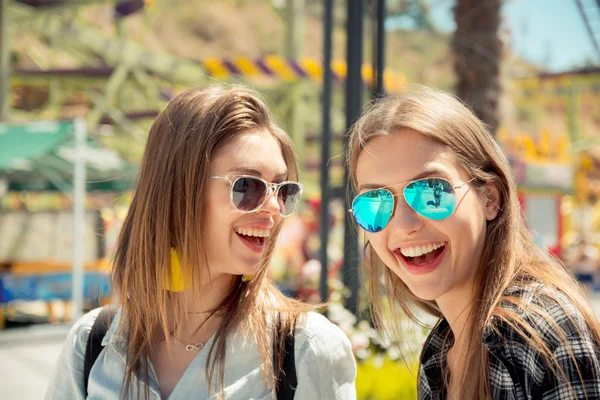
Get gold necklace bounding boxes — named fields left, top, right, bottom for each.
left=171, top=335, right=205, bottom=352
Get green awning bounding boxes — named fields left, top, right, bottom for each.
left=0, top=120, right=137, bottom=192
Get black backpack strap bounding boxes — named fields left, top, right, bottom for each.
left=83, top=306, right=116, bottom=398
left=274, top=312, right=297, bottom=400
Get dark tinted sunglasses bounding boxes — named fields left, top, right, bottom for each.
left=209, top=175, right=303, bottom=217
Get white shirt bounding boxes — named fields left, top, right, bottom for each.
left=45, top=308, right=357, bottom=399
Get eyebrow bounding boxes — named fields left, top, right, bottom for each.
left=358, top=167, right=449, bottom=191
left=227, top=167, right=288, bottom=181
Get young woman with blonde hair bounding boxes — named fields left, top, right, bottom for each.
left=46, top=86, right=356, bottom=399
left=347, top=86, right=600, bottom=399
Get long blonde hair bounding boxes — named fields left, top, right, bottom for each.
left=347, top=86, right=600, bottom=398
left=111, top=85, right=310, bottom=398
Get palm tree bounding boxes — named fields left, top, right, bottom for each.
left=452, top=0, right=502, bottom=134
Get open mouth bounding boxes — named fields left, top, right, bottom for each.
left=234, top=227, right=270, bottom=252
left=395, top=242, right=446, bottom=266
left=237, top=233, right=266, bottom=247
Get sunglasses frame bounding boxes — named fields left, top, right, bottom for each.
left=208, top=174, right=303, bottom=217
left=349, top=177, right=476, bottom=231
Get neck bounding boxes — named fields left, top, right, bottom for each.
left=436, top=278, right=477, bottom=350
left=168, top=273, right=238, bottom=341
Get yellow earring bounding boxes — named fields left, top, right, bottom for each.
left=242, top=274, right=252, bottom=283
left=165, top=248, right=190, bottom=292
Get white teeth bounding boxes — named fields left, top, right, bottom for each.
left=235, top=228, right=271, bottom=237
left=399, top=242, right=445, bottom=258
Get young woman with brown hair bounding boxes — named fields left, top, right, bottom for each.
left=347, top=86, right=600, bottom=399
left=46, top=86, right=356, bottom=399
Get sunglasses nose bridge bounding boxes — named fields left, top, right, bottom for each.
left=265, top=182, right=280, bottom=199
left=255, top=182, right=282, bottom=213
left=388, top=191, right=425, bottom=232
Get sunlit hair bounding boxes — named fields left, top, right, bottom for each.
left=111, top=85, right=310, bottom=399
left=347, top=86, right=600, bottom=398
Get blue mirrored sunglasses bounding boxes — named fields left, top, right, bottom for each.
left=350, top=177, right=474, bottom=233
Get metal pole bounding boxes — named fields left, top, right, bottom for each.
left=319, top=0, right=334, bottom=304
left=71, top=118, right=87, bottom=321
left=284, top=0, right=306, bottom=172
left=373, top=0, right=386, bottom=98
left=0, top=0, right=9, bottom=120
left=342, top=0, right=364, bottom=315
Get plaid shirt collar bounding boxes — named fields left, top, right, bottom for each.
left=418, top=284, right=600, bottom=400
left=419, top=318, right=452, bottom=397
left=419, top=316, right=506, bottom=397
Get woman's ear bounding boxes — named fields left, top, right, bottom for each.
left=483, top=182, right=500, bottom=221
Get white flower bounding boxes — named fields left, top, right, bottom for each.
left=357, top=320, right=371, bottom=331
left=350, top=331, right=370, bottom=352
left=372, top=354, right=385, bottom=368
left=337, top=321, right=355, bottom=335
left=355, top=348, right=371, bottom=361
left=301, top=259, right=321, bottom=280
left=387, top=345, right=401, bottom=361
left=330, top=291, right=342, bottom=302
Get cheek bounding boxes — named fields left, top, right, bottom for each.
left=447, top=201, right=487, bottom=252
left=203, top=200, right=234, bottom=239
left=366, top=233, right=393, bottom=263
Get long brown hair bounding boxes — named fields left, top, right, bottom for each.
left=111, top=85, right=310, bottom=398
left=347, top=86, right=600, bottom=398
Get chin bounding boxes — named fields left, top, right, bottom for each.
left=407, top=283, right=448, bottom=302
left=239, top=260, right=263, bottom=275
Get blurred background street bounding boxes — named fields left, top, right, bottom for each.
left=0, top=322, right=69, bottom=400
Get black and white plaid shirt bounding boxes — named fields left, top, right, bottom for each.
left=419, top=283, right=600, bottom=399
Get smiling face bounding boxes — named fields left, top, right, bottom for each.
left=355, top=128, right=492, bottom=303
left=203, top=128, right=289, bottom=278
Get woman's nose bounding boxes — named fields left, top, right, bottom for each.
left=388, top=197, right=424, bottom=235
left=259, top=186, right=281, bottom=215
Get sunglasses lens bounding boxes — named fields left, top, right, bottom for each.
left=352, top=189, right=394, bottom=232
left=231, top=177, right=267, bottom=211
left=277, top=183, right=303, bottom=216
left=404, top=178, right=456, bottom=220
